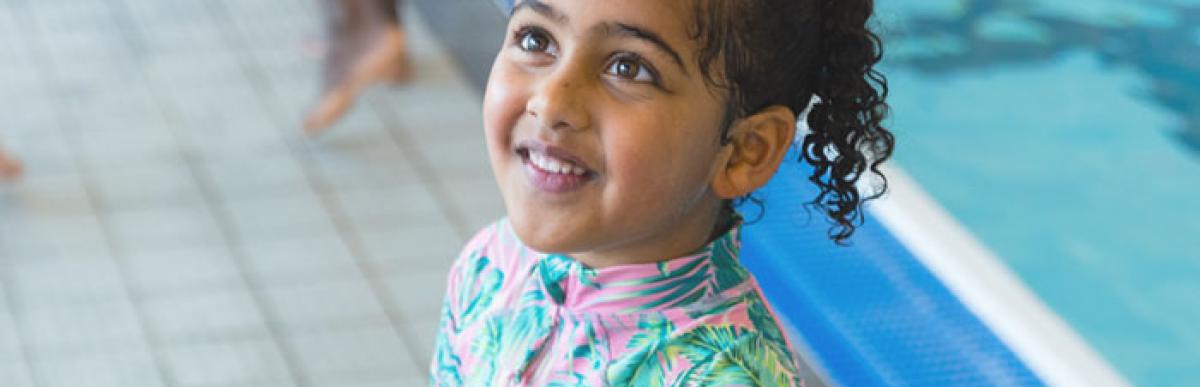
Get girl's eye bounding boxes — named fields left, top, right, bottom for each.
left=606, top=56, right=657, bottom=83
left=517, top=28, right=551, bottom=53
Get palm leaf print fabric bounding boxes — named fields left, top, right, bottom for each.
left=430, top=219, right=805, bottom=386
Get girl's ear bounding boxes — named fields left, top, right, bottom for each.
left=711, top=105, right=797, bottom=199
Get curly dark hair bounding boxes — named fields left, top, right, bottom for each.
left=692, top=0, right=895, bottom=244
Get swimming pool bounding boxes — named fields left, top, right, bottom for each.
left=876, top=1, right=1200, bottom=385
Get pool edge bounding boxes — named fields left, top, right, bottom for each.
left=869, top=165, right=1130, bottom=387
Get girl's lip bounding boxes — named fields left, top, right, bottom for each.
left=521, top=160, right=593, bottom=193
left=514, top=140, right=594, bottom=173
left=514, top=140, right=598, bottom=194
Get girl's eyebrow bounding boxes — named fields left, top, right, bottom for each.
left=510, top=0, right=567, bottom=24
left=600, top=22, right=688, bottom=75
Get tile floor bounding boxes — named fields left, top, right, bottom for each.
left=0, top=0, right=504, bottom=385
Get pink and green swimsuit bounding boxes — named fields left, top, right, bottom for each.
left=430, top=219, right=805, bottom=386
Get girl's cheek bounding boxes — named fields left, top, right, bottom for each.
left=483, top=62, right=530, bottom=149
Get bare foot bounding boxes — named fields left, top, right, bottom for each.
left=0, top=150, right=22, bottom=180
left=304, top=25, right=411, bottom=136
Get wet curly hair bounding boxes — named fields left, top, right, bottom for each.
left=693, top=0, right=894, bottom=244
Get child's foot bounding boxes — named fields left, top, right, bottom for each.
left=0, top=151, right=22, bottom=180
left=304, top=25, right=411, bottom=136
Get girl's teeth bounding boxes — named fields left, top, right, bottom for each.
left=529, top=151, right=585, bottom=175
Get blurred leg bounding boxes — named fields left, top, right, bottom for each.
left=0, top=148, right=21, bottom=179
left=304, top=0, right=410, bottom=135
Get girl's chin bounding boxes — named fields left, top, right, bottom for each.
left=508, top=214, right=590, bottom=254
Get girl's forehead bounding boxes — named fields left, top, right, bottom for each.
left=511, top=0, right=697, bottom=39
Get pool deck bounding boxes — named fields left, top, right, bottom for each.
left=0, top=0, right=503, bottom=385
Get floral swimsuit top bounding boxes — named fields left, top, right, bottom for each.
left=430, top=219, right=805, bottom=386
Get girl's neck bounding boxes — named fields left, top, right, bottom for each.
left=569, top=199, right=727, bottom=269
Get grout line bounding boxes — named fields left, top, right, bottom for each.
left=204, top=0, right=434, bottom=376
left=0, top=212, right=40, bottom=384
left=365, top=95, right=473, bottom=241
left=6, top=1, right=173, bottom=386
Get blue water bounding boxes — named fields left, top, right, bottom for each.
left=877, top=1, right=1200, bottom=385
left=740, top=156, right=1042, bottom=386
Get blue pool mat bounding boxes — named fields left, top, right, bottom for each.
left=738, top=158, right=1043, bottom=386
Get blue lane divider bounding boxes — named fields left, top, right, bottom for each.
left=738, top=159, right=1043, bottom=386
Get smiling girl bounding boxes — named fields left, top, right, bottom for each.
left=431, top=0, right=893, bottom=385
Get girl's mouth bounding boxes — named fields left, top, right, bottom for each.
left=515, top=142, right=596, bottom=194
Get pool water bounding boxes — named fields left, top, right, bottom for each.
left=876, top=1, right=1200, bottom=385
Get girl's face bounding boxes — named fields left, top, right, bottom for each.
left=484, top=0, right=731, bottom=267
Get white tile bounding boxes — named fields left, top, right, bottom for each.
left=0, top=307, right=24, bottom=363
left=327, top=378, right=430, bottom=387
left=10, top=253, right=127, bottom=306
left=263, top=279, right=389, bottom=332
left=0, top=93, right=56, bottom=135
left=1, top=130, right=77, bottom=175
left=144, top=52, right=246, bottom=94
left=28, top=2, right=111, bottom=37
left=34, top=349, right=164, bottom=387
left=0, top=214, right=107, bottom=262
left=211, top=383, right=299, bottom=387
left=0, top=60, right=42, bottom=100
left=0, top=362, right=34, bottom=387
left=123, top=0, right=216, bottom=33
left=69, top=87, right=159, bottom=124
left=307, top=140, right=420, bottom=192
left=214, top=383, right=296, bottom=387
left=42, top=31, right=129, bottom=66
left=51, top=55, right=139, bottom=90
left=383, top=271, right=450, bottom=325
left=124, top=0, right=210, bottom=19
left=287, top=326, right=421, bottom=385
left=223, top=192, right=338, bottom=242
left=403, top=320, right=440, bottom=369
left=305, top=101, right=390, bottom=140
left=330, top=184, right=445, bottom=230
left=142, top=288, right=267, bottom=340
left=379, top=89, right=485, bottom=138
left=356, top=222, right=462, bottom=275
left=0, top=173, right=95, bottom=219
left=201, top=152, right=312, bottom=202
left=73, top=135, right=184, bottom=170
left=254, top=49, right=318, bottom=100
left=164, top=337, right=292, bottom=387
left=108, top=203, right=224, bottom=254
left=21, top=301, right=144, bottom=353
left=441, top=177, right=506, bottom=234
left=241, top=235, right=361, bottom=284
left=0, top=1, right=497, bottom=386
left=190, top=130, right=294, bottom=167
left=177, top=108, right=282, bottom=148
left=404, top=135, right=492, bottom=181
left=0, top=96, right=44, bottom=121
left=92, top=162, right=205, bottom=211
left=124, top=246, right=243, bottom=294
left=66, top=111, right=169, bottom=144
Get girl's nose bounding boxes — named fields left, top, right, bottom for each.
left=525, top=65, right=592, bottom=132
